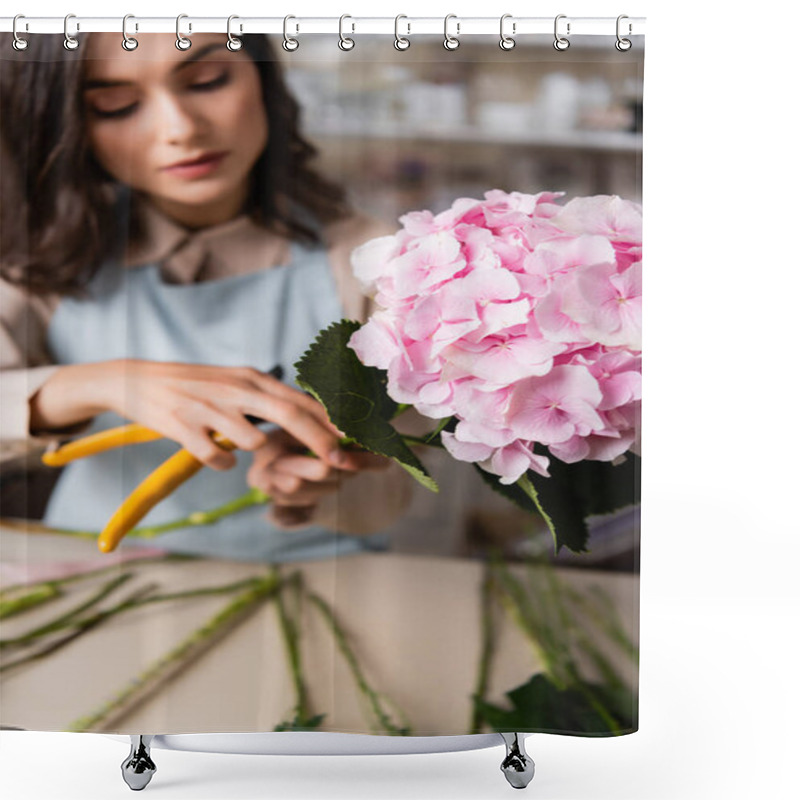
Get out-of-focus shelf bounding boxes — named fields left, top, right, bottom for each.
left=306, top=121, right=642, bottom=152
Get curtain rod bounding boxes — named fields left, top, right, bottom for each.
left=0, top=16, right=646, bottom=38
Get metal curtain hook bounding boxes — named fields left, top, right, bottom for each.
left=394, top=14, right=410, bottom=50
left=499, top=14, right=516, bottom=50
left=176, top=13, right=191, bottom=50
left=12, top=14, right=28, bottom=51
left=554, top=14, right=570, bottom=51
left=122, top=14, right=138, bottom=51
left=616, top=14, right=632, bottom=51
left=443, top=14, right=460, bottom=50
left=339, top=14, right=355, bottom=51
left=227, top=15, right=242, bottom=51
left=283, top=15, right=299, bottom=51
left=63, top=13, right=79, bottom=51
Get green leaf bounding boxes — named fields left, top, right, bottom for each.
left=473, top=465, right=540, bottom=514
left=528, top=453, right=641, bottom=554
left=274, top=712, right=326, bottom=732
left=425, top=415, right=456, bottom=445
left=473, top=452, right=640, bottom=554
left=473, top=465, right=574, bottom=550
left=294, top=320, right=438, bottom=493
left=474, top=673, right=635, bottom=736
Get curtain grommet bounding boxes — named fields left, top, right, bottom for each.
left=499, top=14, right=516, bottom=50
left=443, top=14, right=460, bottom=50
left=63, top=13, right=79, bottom=51
left=12, top=15, right=28, bottom=51
left=227, top=15, right=243, bottom=51
left=122, top=14, right=139, bottom=51
left=283, top=15, right=299, bottom=52
left=554, top=14, right=570, bottom=51
left=615, top=15, right=632, bottom=51
left=394, top=15, right=410, bottom=50
left=338, top=14, right=355, bottom=51
left=175, top=13, right=192, bottom=51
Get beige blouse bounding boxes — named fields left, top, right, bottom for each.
left=0, top=197, right=429, bottom=534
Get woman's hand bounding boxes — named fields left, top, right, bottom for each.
left=247, top=427, right=392, bottom=528
left=32, top=358, right=361, bottom=472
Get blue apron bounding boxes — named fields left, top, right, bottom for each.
left=43, top=241, right=389, bottom=563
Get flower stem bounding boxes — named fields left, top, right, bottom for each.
left=399, top=433, right=445, bottom=448
left=0, top=583, right=159, bottom=674
left=305, top=589, right=411, bottom=735
left=565, top=583, right=639, bottom=665
left=488, top=557, right=565, bottom=686
left=0, top=572, right=135, bottom=650
left=130, top=487, right=271, bottom=538
left=274, top=571, right=312, bottom=727
left=128, top=577, right=270, bottom=608
left=65, top=571, right=281, bottom=732
left=11, top=488, right=272, bottom=544
left=470, top=565, right=498, bottom=734
left=0, top=584, right=61, bottom=620
left=1, top=577, right=271, bottom=647
left=0, top=554, right=187, bottom=600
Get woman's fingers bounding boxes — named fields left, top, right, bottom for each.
left=249, top=463, right=343, bottom=505
left=111, top=361, right=352, bottom=471
left=175, top=424, right=237, bottom=470
left=246, top=370, right=346, bottom=438
left=269, top=477, right=340, bottom=506
left=166, top=400, right=266, bottom=470
left=196, top=407, right=268, bottom=453
left=241, top=393, right=357, bottom=470
left=246, top=429, right=359, bottom=501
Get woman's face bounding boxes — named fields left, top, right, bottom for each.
left=82, top=33, right=268, bottom=227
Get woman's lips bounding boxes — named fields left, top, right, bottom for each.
left=162, top=151, right=228, bottom=179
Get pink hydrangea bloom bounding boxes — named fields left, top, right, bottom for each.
left=347, top=190, right=642, bottom=484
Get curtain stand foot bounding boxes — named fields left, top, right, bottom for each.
left=121, top=735, right=157, bottom=791
left=499, top=732, right=535, bottom=789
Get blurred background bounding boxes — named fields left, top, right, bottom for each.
left=283, top=35, right=642, bottom=221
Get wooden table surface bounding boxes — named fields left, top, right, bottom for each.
left=0, top=520, right=639, bottom=735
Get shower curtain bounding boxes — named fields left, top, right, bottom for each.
left=0, top=25, right=642, bottom=741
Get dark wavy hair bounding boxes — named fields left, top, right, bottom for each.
left=0, top=33, right=354, bottom=297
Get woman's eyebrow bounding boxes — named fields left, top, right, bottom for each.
left=83, top=77, right=133, bottom=90
left=83, top=42, right=229, bottom=90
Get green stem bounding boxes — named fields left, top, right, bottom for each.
left=65, top=571, right=281, bottom=732
left=1, top=577, right=271, bottom=647
left=470, top=565, right=498, bottom=734
left=0, top=572, right=135, bottom=650
left=566, top=584, right=639, bottom=665
left=129, top=577, right=269, bottom=608
left=130, top=487, right=271, bottom=538
left=0, top=554, right=187, bottom=600
left=305, top=590, right=411, bottom=736
left=516, top=473, right=559, bottom=551
left=489, top=557, right=565, bottom=686
left=39, top=487, right=272, bottom=542
left=274, top=571, right=310, bottom=725
left=525, top=561, right=627, bottom=733
left=0, top=583, right=159, bottom=674
left=399, top=433, right=445, bottom=448
left=0, top=584, right=61, bottom=619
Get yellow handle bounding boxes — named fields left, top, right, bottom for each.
left=97, top=432, right=236, bottom=553
left=41, top=423, right=163, bottom=467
